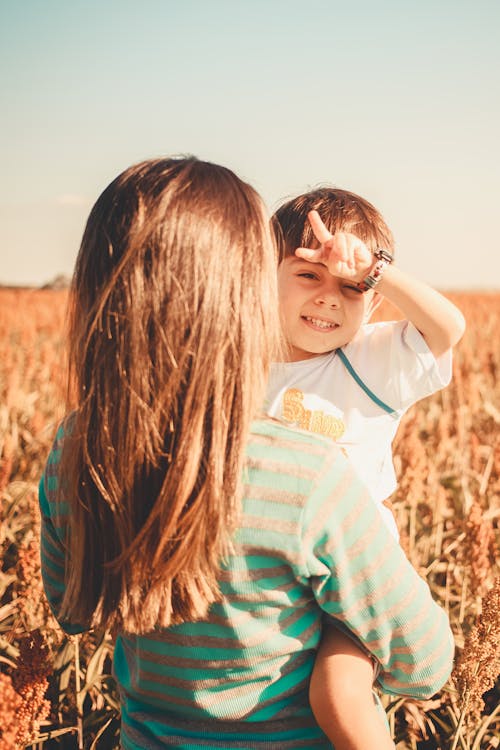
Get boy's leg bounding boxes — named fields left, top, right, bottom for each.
left=309, top=625, right=395, bottom=750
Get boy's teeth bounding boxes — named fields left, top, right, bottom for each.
left=306, top=316, right=336, bottom=329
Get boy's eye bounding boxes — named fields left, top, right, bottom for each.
left=297, top=272, right=318, bottom=280
left=342, top=284, right=363, bottom=295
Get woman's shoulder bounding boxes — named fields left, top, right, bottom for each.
left=251, top=416, right=335, bottom=448
left=248, top=417, right=347, bottom=477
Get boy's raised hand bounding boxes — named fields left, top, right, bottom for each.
left=296, top=210, right=374, bottom=281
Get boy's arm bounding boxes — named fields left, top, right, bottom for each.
left=373, top=264, right=465, bottom=358
left=297, top=210, right=465, bottom=358
left=310, top=626, right=396, bottom=750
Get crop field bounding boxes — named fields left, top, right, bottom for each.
left=0, top=287, right=498, bottom=749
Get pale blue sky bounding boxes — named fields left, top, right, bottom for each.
left=1, top=0, right=499, bottom=288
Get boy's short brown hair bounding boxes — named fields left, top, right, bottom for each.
left=272, top=187, right=395, bottom=263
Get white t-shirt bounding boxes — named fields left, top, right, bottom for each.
left=265, top=320, right=452, bottom=537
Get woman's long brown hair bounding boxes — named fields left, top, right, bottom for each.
left=58, top=157, right=279, bottom=634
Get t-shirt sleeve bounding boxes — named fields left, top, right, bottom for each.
left=346, top=321, right=453, bottom=412
left=402, top=320, right=452, bottom=394
left=299, top=447, right=455, bottom=699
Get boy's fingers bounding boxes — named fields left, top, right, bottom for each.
left=295, top=247, right=324, bottom=263
left=307, top=210, right=332, bottom=243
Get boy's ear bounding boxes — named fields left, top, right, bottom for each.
left=364, top=291, right=383, bottom=322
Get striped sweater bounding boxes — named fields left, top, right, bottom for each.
left=39, top=418, right=454, bottom=749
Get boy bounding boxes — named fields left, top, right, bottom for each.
left=267, top=188, right=465, bottom=748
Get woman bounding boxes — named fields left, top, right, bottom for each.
left=40, top=156, right=454, bottom=749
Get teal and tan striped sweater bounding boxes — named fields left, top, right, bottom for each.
left=39, top=418, right=454, bottom=749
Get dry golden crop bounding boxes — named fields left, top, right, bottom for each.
left=0, top=288, right=499, bottom=749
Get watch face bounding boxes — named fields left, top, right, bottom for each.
left=375, top=248, right=393, bottom=263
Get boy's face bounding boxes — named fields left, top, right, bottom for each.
left=277, top=256, right=377, bottom=362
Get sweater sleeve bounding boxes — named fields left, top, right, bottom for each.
left=38, top=426, right=88, bottom=635
left=300, top=447, right=455, bottom=699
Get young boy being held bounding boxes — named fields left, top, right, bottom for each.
left=267, top=188, right=465, bottom=749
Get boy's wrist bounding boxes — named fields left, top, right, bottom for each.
left=357, top=249, right=393, bottom=292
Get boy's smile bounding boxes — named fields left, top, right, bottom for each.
left=277, top=256, right=377, bottom=362
left=303, top=315, right=339, bottom=331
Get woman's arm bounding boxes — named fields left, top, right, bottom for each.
left=302, top=448, right=455, bottom=699
left=39, top=428, right=88, bottom=635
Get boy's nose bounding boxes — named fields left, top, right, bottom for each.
left=315, top=290, right=340, bottom=308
